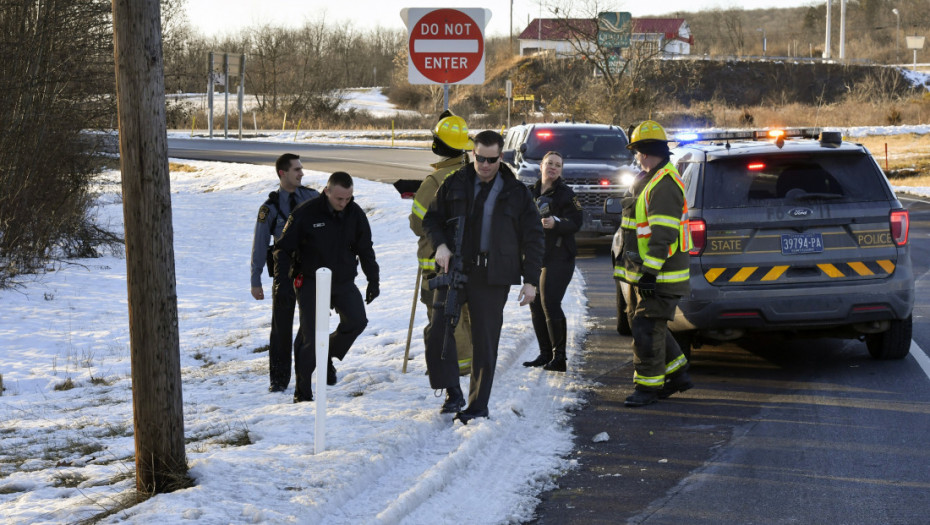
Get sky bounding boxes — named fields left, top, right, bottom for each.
left=184, top=0, right=821, bottom=39
left=3, top=88, right=930, bottom=523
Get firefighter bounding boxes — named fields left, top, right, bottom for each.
left=409, top=111, right=474, bottom=384
left=616, top=120, right=694, bottom=407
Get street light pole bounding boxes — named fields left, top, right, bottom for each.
left=758, top=27, right=766, bottom=57
left=892, top=8, right=900, bottom=63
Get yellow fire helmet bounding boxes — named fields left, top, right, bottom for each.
left=627, top=120, right=668, bottom=150
left=433, top=115, right=475, bottom=151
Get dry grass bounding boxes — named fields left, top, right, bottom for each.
left=168, top=162, right=198, bottom=173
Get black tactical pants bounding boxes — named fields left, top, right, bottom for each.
left=269, top=257, right=302, bottom=389
left=529, top=256, right=575, bottom=352
left=294, top=278, right=368, bottom=400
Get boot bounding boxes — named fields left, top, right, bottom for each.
left=524, top=308, right=553, bottom=367
left=657, top=370, right=694, bottom=399
left=543, top=318, right=567, bottom=372
left=440, top=384, right=466, bottom=414
left=624, top=388, right=658, bottom=407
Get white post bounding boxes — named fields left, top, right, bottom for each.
left=314, top=268, right=332, bottom=454
left=824, top=0, right=832, bottom=59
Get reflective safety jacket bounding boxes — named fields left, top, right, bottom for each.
left=615, top=160, right=692, bottom=297
left=409, top=154, right=468, bottom=271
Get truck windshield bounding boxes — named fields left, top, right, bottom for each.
left=524, top=129, right=630, bottom=161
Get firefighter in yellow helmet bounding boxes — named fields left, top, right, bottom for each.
left=617, top=120, right=694, bottom=407
left=408, top=111, right=474, bottom=400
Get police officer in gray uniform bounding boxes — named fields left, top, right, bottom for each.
left=250, top=153, right=319, bottom=392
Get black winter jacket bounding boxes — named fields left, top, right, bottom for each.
left=423, top=163, right=544, bottom=287
left=531, top=177, right=583, bottom=264
left=276, top=192, right=379, bottom=286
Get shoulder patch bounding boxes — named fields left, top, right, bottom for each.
left=257, top=205, right=270, bottom=223
left=572, top=196, right=583, bottom=211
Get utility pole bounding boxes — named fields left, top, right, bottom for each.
left=892, top=8, right=900, bottom=63
left=111, top=0, right=188, bottom=494
left=839, top=0, right=847, bottom=60
left=824, top=0, right=832, bottom=59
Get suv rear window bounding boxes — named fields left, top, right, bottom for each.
left=524, top=128, right=629, bottom=161
left=701, top=152, right=889, bottom=208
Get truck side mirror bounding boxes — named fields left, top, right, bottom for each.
left=603, top=197, right=622, bottom=215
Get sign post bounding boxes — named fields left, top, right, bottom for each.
left=402, top=7, right=491, bottom=110
left=907, top=36, right=925, bottom=71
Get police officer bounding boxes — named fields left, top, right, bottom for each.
left=523, top=151, right=583, bottom=372
left=250, top=153, right=319, bottom=393
left=276, top=171, right=379, bottom=403
left=409, top=110, right=474, bottom=377
left=423, top=130, right=544, bottom=424
left=616, top=121, right=694, bottom=407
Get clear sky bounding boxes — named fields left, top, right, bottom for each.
left=184, top=0, right=820, bottom=39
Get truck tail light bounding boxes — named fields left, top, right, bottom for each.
left=688, top=218, right=706, bottom=255
left=890, top=209, right=909, bottom=247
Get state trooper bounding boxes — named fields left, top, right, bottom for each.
left=616, top=121, right=694, bottom=407
left=409, top=110, right=474, bottom=378
left=250, top=153, right=319, bottom=393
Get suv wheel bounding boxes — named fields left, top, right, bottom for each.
left=616, top=280, right=631, bottom=336
left=866, top=316, right=912, bottom=360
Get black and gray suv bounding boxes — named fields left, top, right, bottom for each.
left=608, top=128, right=915, bottom=359
left=502, top=122, right=636, bottom=235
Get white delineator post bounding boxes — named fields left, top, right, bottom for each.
left=314, top=268, right=332, bottom=454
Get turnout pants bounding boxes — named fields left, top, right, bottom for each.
left=421, top=270, right=473, bottom=374
left=269, top=255, right=303, bottom=389
left=425, top=265, right=509, bottom=414
left=294, top=278, right=368, bottom=400
left=626, top=289, right=688, bottom=391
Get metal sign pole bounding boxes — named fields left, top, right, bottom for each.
left=443, top=83, right=449, bottom=111
left=238, top=54, right=245, bottom=139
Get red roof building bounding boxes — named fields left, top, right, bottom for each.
left=518, top=17, right=693, bottom=57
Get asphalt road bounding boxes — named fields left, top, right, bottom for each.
left=167, top=137, right=435, bottom=183
left=530, top=195, right=930, bottom=524
left=169, top=139, right=930, bottom=523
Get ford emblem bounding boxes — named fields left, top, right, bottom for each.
left=787, top=207, right=813, bottom=217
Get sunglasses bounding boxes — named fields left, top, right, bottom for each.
left=475, top=154, right=500, bottom=164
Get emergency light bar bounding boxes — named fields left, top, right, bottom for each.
left=673, top=128, right=823, bottom=145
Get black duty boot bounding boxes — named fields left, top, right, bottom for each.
left=543, top=318, right=568, bottom=372
left=525, top=308, right=554, bottom=367
left=327, top=360, right=337, bottom=386
left=440, top=385, right=466, bottom=414
left=624, top=388, right=658, bottom=407
left=523, top=353, right=551, bottom=367
left=657, top=370, right=694, bottom=399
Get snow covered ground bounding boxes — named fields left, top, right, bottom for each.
left=5, top=86, right=930, bottom=524
left=0, top=160, right=589, bottom=524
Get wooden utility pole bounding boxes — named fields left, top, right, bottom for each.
left=111, top=0, right=188, bottom=493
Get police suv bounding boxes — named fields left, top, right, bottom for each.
left=608, top=128, right=915, bottom=359
left=502, top=122, right=637, bottom=235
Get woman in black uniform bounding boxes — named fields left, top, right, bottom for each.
left=523, top=151, right=583, bottom=372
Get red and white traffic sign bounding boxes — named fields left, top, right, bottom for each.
left=401, top=7, right=490, bottom=85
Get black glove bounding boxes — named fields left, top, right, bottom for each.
left=638, top=273, right=657, bottom=299
left=366, top=281, right=380, bottom=304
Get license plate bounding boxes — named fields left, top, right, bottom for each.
left=781, top=233, right=824, bottom=255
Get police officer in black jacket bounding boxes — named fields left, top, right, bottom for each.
left=423, top=130, right=544, bottom=424
left=250, top=153, right=319, bottom=393
left=522, top=151, right=583, bottom=372
left=276, top=171, right=380, bottom=403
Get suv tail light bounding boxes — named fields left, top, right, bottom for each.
left=688, top=218, right=706, bottom=255
left=890, top=210, right=909, bottom=246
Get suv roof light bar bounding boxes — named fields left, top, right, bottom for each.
left=674, top=127, right=824, bottom=145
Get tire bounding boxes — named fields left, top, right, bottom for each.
left=866, top=316, right=912, bottom=360
left=616, top=280, right=632, bottom=336
left=672, top=330, right=694, bottom=362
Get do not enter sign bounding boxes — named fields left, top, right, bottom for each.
left=402, top=7, right=490, bottom=85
